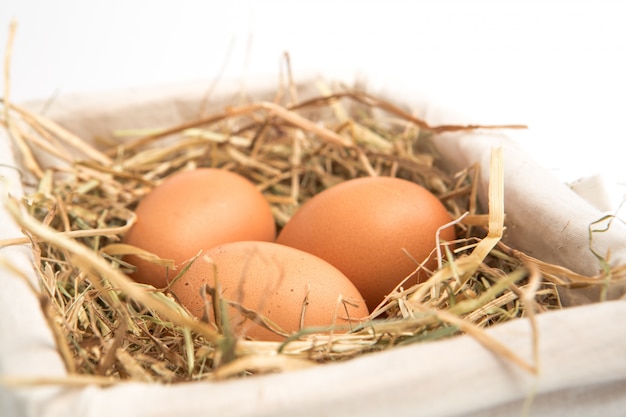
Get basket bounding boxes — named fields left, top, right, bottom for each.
left=1, top=76, right=626, bottom=417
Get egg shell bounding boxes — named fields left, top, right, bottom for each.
left=122, top=168, right=276, bottom=288
left=169, top=241, right=369, bottom=341
left=276, top=176, right=456, bottom=311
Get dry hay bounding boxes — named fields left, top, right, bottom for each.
left=1, top=27, right=624, bottom=386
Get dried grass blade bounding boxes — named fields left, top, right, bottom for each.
left=521, top=263, right=542, bottom=374
left=1, top=118, right=45, bottom=179
left=116, top=348, right=153, bottom=382
left=182, top=128, right=251, bottom=147
left=288, top=130, right=303, bottom=202
left=2, top=21, right=44, bottom=178
left=0, top=212, right=137, bottom=248
left=212, top=354, right=315, bottom=380
left=2, top=19, right=16, bottom=121
left=463, top=147, right=505, bottom=278
left=100, top=243, right=175, bottom=269
left=339, top=89, right=528, bottom=132
left=9, top=102, right=113, bottom=166
left=226, top=145, right=282, bottom=176
left=110, top=111, right=233, bottom=155
left=460, top=214, right=491, bottom=226
left=413, top=304, right=537, bottom=374
left=12, top=122, right=73, bottom=164
left=0, top=374, right=119, bottom=388
left=229, top=102, right=354, bottom=148
left=501, top=243, right=611, bottom=285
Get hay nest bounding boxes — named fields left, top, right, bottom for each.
left=1, top=47, right=623, bottom=385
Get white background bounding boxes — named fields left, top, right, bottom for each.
left=1, top=0, right=625, bottom=211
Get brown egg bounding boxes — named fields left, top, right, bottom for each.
left=276, top=176, right=456, bottom=311
left=123, top=168, right=276, bottom=288
left=169, top=241, right=369, bottom=341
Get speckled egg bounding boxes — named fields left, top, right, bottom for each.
left=169, top=241, right=369, bottom=341
left=122, top=168, right=276, bottom=288
left=276, top=176, right=456, bottom=311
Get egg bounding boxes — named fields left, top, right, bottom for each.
left=276, top=176, right=456, bottom=311
left=123, top=168, right=276, bottom=288
left=169, top=241, right=369, bottom=341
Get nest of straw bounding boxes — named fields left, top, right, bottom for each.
left=2, top=61, right=623, bottom=384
